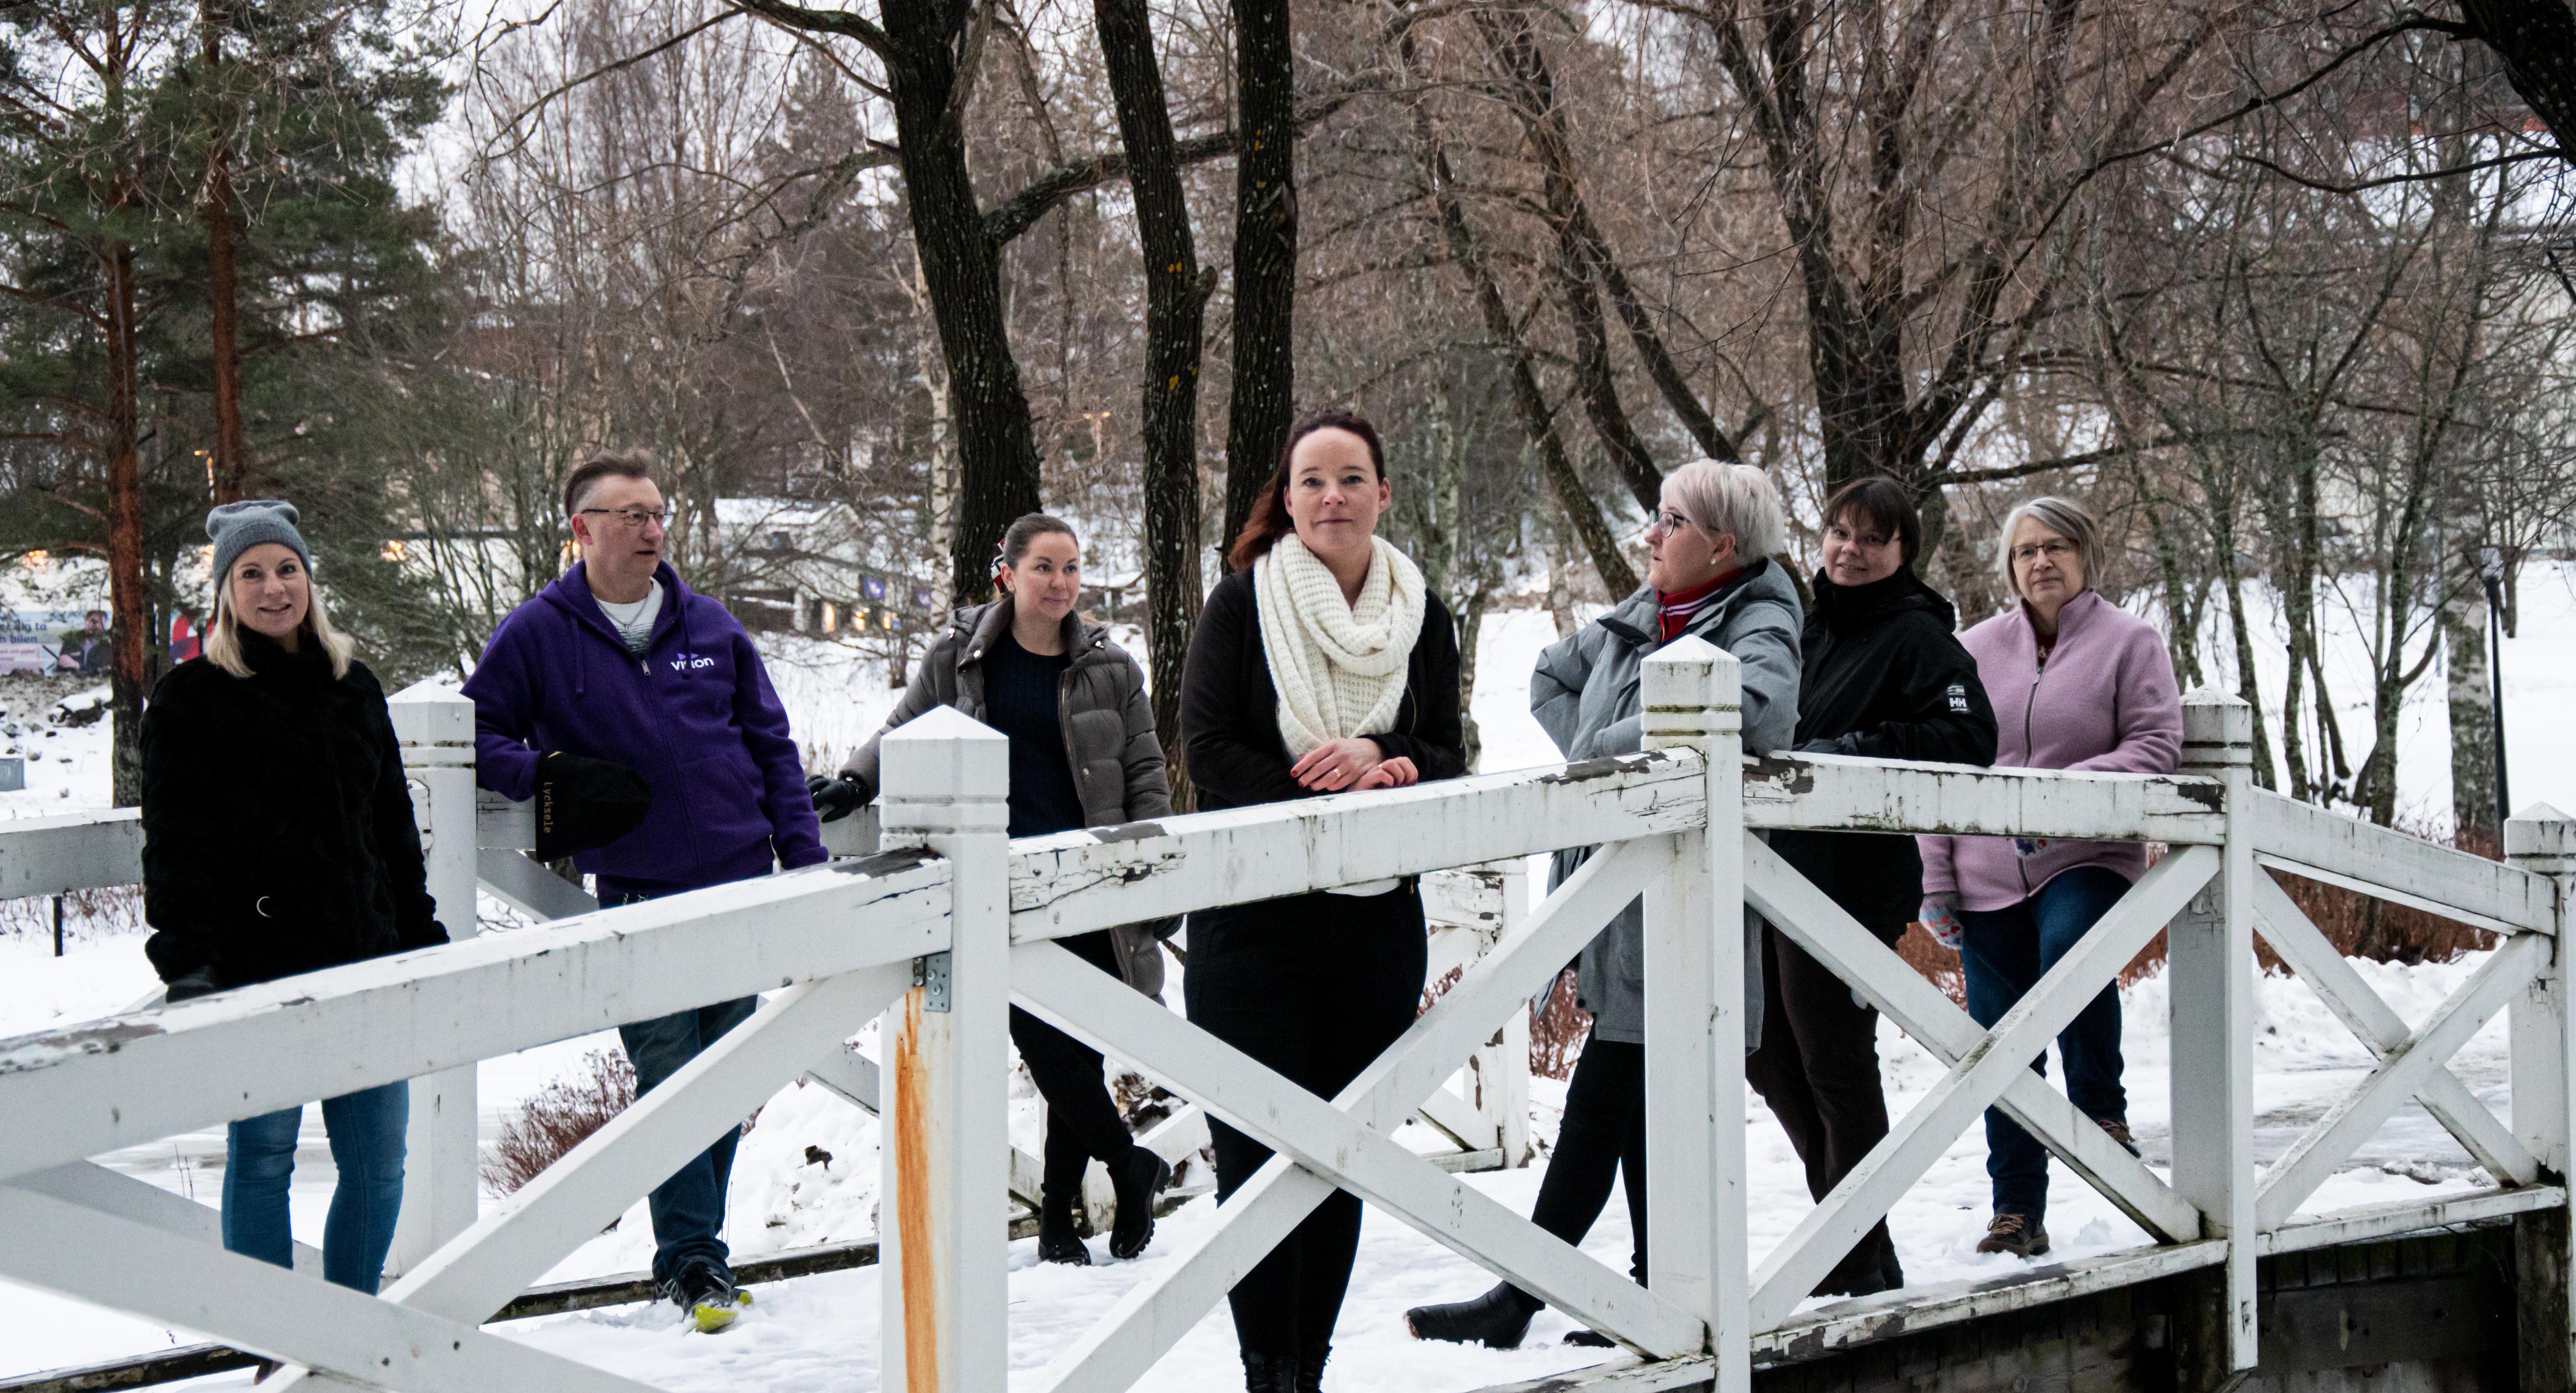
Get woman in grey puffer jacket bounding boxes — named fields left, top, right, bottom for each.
left=1409, top=460, right=1801, bottom=1350
left=812, top=515, right=1175, bottom=1267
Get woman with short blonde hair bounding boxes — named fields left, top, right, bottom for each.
left=1919, top=495, right=2180, bottom=1261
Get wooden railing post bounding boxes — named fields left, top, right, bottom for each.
left=876, top=707, right=1011, bottom=1393
left=1640, top=635, right=1743, bottom=1387
left=2172, top=688, right=2257, bottom=1386
left=2509, top=802, right=2576, bottom=1392
left=386, top=682, right=481, bottom=1280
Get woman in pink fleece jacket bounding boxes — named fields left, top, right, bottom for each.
left=1917, top=497, right=2181, bottom=1260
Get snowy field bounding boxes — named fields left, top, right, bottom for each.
left=3, top=563, right=2574, bottom=1387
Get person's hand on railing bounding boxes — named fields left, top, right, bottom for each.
left=1354, top=756, right=1419, bottom=790
left=806, top=774, right=869, bottom=823
left=162, top=967, right=223, bottom=1003
left=1291, top=738, right=1391, bottom=792
left=1919, top=898, right=1964, bottom=952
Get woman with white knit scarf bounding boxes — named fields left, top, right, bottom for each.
left=1180, top=410, right=1465, bottom=1393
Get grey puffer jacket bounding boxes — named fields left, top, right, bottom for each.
left=1531, top=560, right=1803, bottom=1046
left=843, top=598, right=1175, bottom=994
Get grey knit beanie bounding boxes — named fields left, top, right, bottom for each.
left=207, top=499, right=313, bottom=587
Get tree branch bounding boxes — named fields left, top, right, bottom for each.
left=983, top=83, right=1375, bottom=246
left=2236, top=146, right=2564, bottom=193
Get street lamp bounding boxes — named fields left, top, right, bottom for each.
left=2477, top=546, right=2510, bottom=832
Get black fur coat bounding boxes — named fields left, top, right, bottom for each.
left=140, top=632, right=446, bottom=989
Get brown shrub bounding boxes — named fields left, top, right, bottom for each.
left=1529, top=970, right=1591, bottom=1081
left=483, top=1049, right=637, bottom=1197
left=0, top=886, right=145, bottom=941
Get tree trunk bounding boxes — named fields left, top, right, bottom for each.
left=107, top=235, right=149, bottom=808
left=1475, top=7, right=1663, bottom=515
left=878, top=0, right=1044, bottom=605
left=1220, top=0, right=1296, bottom=566
left=1095, top=0, right=1205, bottom=809
left=203, top=0, right=246, bottom=503
left=1410, top=75, right=1637, bottom=598
left=2443, top=550, right=2498, bottom=848
left=2455, top=0, right=2576, bottom=163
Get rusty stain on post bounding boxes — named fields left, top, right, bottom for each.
left=893, top=985, right=939, bottom=1390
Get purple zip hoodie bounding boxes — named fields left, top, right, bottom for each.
left=1918, top=589, right=2181, bottom=912
left=463, top=561, right=825, bottom=896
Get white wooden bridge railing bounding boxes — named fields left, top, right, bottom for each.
left=0, top=643, right=2570, bottom=1393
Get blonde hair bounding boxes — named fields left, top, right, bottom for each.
left=1662, top=460, right=1787, bottom=559
left=204, top=581, right=356, bottom=680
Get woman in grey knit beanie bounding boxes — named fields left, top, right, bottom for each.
left=200, top=499, right=355, bottom=678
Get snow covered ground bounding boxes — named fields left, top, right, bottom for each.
left=2, top=563, right=2573, bottom=1387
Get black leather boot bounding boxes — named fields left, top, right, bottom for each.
left=1240, top=1349, right=1300, bottom=1392
left=1036, top=1188, right=1091, bottom=1266
left=1108, top=1148, right=1173, bottom=1259
left=1296, top=1342, right=1330, bottom=1392
left=1405, top=1282, right=1543, bottom=1349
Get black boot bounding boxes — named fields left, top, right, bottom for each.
left=1240, top=1349, right=1300, bottom=1392
left=1036, top=1188, right=1092, bottom=1266
left=1108, top=1148, right=1172, bottom=1260
left=1296, top=1343, right=1329, bottom=1392
left=1406, top=1282, right=1542, bottom=1349
left=1563, top=1327, right=1616, bottom=1348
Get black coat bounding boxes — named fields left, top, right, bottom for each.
left=1769, top=566, right=1998, bottom=932
left=1180, top=564, right=1467, bottom=812
left=140, top=634, right=446, bottom=990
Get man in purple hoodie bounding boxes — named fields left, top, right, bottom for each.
left=463, top=451, right=824, bottom=1332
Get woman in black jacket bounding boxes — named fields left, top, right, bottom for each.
left=1754, top=476, right=1997, bottom=1297
left=141, top=500, right=446, bottom=1295
left=1181, top=410, right=1465, bottom=1393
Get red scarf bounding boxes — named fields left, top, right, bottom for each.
left=1656, top=567, right=1746, bottom=643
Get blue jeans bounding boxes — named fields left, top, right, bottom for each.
left=607, top=883, right=758, bottom=1286
left=1957, top=866, right=2131, bottom=1219
left=223, top=1081, right=409, bottom=1293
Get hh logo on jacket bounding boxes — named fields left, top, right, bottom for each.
left=669, top=652, right=718, bottom=672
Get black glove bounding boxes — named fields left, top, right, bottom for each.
left=534, top=752, right=652, bottom=860
left=806, top=774, right=870, bottom=824
left=163, top=967, right=223, bottom=1002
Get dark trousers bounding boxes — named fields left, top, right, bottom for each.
left=1957, top=865, right=2132, bottom=1218
left=1745, top=922, right=1899, bottom=1286
left=604, top=886, right=757, bottom=1286
left=1009, top=929, right=1139, bottom=1200
left=1526, top=1035, right=1647, bottom=1286
left=619, top=995, right=757, bottom=1286
left=1188, top=885, right=1427, bottom=1359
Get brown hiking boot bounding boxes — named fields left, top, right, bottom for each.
left=1975, top=1211, right=2050, bottom=1258
left=2095, top=1117, right=2142, bottom=1158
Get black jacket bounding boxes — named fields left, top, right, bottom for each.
left=1181, top=564, right=1467, bottom=812
left=140, top=634, right=446, bottom=990
left=1769, top=566, right=1998, bottom=931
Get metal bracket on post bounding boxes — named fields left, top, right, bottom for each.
left=386, top=682, right=481, bottom=1282
left=876, top=707, right=1010, bottom=1393
left=2174, top=689, right=2258, bottom=1387
left=1640, top=634, right=1744, bottom=1387
left=913, top=952, right=953, bottom=1013
left=2509, top=802, right=2576, bottom=1393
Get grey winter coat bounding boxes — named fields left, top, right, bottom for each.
left=1530, top=560, right=1803, bottom=1046
left=843, top=598, right=1175, bottom=994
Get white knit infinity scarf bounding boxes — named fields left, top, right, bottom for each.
left=1253, top=534, right=1428, bottom=759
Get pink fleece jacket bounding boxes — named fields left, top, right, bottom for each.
left=1918, top=590, right=2182, bottom=912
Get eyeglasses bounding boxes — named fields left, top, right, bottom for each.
left=1825, top=523, right=1893, bottom=548
left=579, top=506, right=668, bottom=529
left=1644, top=509, right=1697, bottom=537
left=2012, top=540, right=2079, bottom=565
